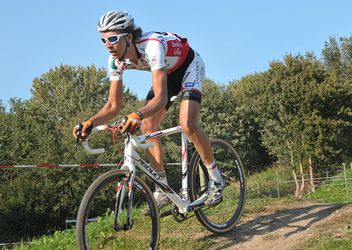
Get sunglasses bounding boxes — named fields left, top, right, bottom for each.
left=101, top=33, right=128, bottom=45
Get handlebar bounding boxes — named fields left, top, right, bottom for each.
left=79, top=96, right=181, bottom=155
left=81, top=124, right=155, bottom=155
left=82, top=125, right=107, bottom=154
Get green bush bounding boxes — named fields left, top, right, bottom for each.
left=247, top=165, right=294, bottom=198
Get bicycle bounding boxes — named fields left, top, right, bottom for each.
left=76, top=121, right=246, bottom=249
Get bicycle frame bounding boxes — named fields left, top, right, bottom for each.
left=83, top=125, right=208, bottom=215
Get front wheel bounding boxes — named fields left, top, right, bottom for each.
left=76, top=169, right=160, bottom=249
left=189, top=138, right=246, bottom=234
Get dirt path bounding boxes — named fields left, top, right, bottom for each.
left=197, top=201, right=352, bottom=249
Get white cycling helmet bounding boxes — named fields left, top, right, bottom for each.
left=98, top=11, right=134, bottom=32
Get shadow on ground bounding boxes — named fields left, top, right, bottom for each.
left=197, top=203, right=343, bottom=249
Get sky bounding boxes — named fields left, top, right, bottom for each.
left=1, top=1, right=351, bottom=108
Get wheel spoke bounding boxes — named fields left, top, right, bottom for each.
left=76, top=170, right=160, bottom=249
left=190, top=138, right=246, bottom=233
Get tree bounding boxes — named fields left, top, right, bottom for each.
left=229, top=75, right=274, bottom=172
left=0, top=100, right=12, bottom=165
left=235, top=50, right=352, bottom=196
left=0, top=65, right=142, bottom=242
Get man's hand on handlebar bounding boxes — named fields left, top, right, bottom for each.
left=121, top=111, right=143, bottom=135
left=72, top=111, right=143, bottom=147
left=73, top=120, right=93, bottom=141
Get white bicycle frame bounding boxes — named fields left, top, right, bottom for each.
left=83, top=125, right=207, bottom=214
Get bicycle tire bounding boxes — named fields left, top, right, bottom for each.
left=76, top=169, right=160, bottom=250
left=189, top=138, right=246, bottom=234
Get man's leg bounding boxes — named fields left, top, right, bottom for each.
left=179, top=99, right=224, bottom=206
left=141, top=108, right=166, bottom=173
left=141, top=109, right=170, bottom=213
left=179, top=99, right=214, bottom=166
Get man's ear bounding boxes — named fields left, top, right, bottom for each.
left=127, top=33, right=133, bottom=42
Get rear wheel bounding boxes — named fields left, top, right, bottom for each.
left=189, top=138, right=246, bottom=233
left=76, top=169, right=160, bottom=249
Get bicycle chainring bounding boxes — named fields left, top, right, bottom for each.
left=171, top=203, right=188, bottom=222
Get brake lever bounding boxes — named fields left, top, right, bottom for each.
left=73, top=123, right=83, bottom=151
left=124, top=132, right=131, bottom=144
left=112, top=119, right=131, bottom=142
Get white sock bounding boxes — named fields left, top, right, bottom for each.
left=155, top=171, right=168, bottom=193
left=206, top=161, right=222, bottom=183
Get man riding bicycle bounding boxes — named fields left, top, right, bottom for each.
left=73, top=10, right=224, bottom=211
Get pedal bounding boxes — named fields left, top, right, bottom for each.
left=160, top=209, right=172, bottom=218
left=171, top=203, right=187, bottom=222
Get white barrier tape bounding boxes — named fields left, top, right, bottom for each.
left=0, top=163, right=121, bottom=169
left=0, top=242, right=24, bottom=247
left=0, top=163, right=180, bottom=169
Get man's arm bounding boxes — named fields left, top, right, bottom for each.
left=138, top=68, right=168, bottom=117
left=89, top=79, right=123, bottom=126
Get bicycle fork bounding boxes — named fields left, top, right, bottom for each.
left=114, top=172, right=134, bottom=231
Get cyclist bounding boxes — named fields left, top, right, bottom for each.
left=73, top=10, right=224, bottom=211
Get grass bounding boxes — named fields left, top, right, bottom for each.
left=309, top=168, right=352, bottom=204
left=9, top=168, right=352, bottom=250
left=246, top=165, right=294, bottom=199
left=11, top=180, right=256, bottom=250
left=10, top=205, right=219, bottom=250
left=296, top=168, right=352, bottom=250
left=10, top=176, right=300, bottom=250
left=298, top=236, right=352, bottom=250
left=12, top=229, right=76, bottom=250
left=295, top=211, right=352, bottom=250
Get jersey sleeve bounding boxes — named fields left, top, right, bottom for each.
left=108, top=55, right=123, bottom=81
left=144, top=39, right=167, bottom=71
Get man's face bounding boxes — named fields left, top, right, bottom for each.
left=101, top=31, right=128, bottom=59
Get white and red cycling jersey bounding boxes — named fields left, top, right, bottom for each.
left=108, top=31, right=191, bottom=81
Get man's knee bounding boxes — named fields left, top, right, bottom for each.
left=140, top=109, right=165, bottom=134
left=141, top=120, right=154, bottom=133
left=141, top=118, right=160, bottom=134
left=180, top=119, right=199, bottom=135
